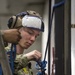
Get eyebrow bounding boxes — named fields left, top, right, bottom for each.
left=28, top=28, right=40, bottom=36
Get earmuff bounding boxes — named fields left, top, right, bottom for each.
left=7, top=11, right=44, bottom=32
left=7, top=12, right=28, bottom=29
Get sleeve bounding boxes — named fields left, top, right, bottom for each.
left=14, top=54, right=33, bottom=75
left=14, top=54, right=29, bottom=74
left=0, top=30, right=8, bottom=47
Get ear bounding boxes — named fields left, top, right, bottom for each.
left=7, top=16, right=22, bottom=28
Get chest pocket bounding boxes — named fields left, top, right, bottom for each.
left=17, top=62, right=33, bottom=75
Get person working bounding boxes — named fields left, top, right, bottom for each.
left=5, top=10, right=45, bottom=75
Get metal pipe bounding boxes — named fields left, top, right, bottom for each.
left=64, top=0, right=71, bottom=75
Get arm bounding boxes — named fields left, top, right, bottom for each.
left=24, top=50, right=42, bottom=61
left=0, top=29, right=21, bottom=44
left=14, top=50, right=42, bottom=70
left=14, top=50, right=42, bottom=75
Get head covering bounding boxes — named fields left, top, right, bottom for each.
left=22, top=15, right=44, bottom=32
left=7, top=11, right=44, bottom=32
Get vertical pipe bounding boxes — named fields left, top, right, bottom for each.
left=48, top=0, right=51, bottom=75
left=55, top=0, right=64, bottom=75
left=64, top=0, right=71, bottom=75
left=71, top=0, right=75, bottom=75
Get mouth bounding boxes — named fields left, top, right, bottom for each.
left=24, top=42, right=32, bottom=49
left=26, top=43, right=31, bottom=46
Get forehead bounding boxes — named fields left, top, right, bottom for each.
left=22, top=27, right=41, bottom=34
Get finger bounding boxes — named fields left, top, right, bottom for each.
left=34, top=54, right=41, bottom=61
left=17, top=30, right=21, bottom=35
left=18, top=34, right=22, bottom=39
left=35, top=51, right=42, bottom=58
left=17, top=30, right=22, bottom=40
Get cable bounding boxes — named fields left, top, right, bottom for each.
left=35, top=0, right=65, bottom=75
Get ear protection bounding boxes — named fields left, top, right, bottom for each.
left=7, top=11, right=44, bottom=32
left=7, top=12, right=28, bottom=29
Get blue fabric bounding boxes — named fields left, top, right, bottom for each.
left=0, top=44, right=16, bottom=75
left=0, top=66, right=3, bottom=75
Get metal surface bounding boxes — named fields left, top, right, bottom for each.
left=64, top=0, right=71, bottom=75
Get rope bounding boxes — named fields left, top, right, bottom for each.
left=7, top=44, right=16, bottom=74
left=35, top=0, right=65, bottom=75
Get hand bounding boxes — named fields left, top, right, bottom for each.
left=2, top=29, right=21, bottom=44
left=24, top=50, right=42, bottom=61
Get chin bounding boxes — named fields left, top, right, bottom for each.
left=23, top=46, right=30, bottom=49
left=24, top=46, right=30, bottom=49
left=24, top=47, right=28, bottom=49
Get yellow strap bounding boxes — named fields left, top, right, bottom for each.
left=23, top=68, right=29, bottom=74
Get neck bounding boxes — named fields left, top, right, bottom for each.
left=16, top=44, right=24, bottom=55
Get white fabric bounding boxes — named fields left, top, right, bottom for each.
left=22, top=15, right=42, bottom=30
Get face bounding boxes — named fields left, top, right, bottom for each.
left=18, top=27, right=40, bottom=49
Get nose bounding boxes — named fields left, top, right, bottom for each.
left=30, top=35, right=36, bottom=42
